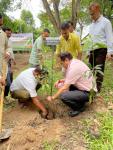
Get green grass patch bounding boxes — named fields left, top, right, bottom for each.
left=84, top=112, right=113, bottom=150
left=101, top=61, right=113, bottom=103
left=41, top=140, right=60, bottom=150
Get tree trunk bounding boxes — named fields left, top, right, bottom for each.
left=72, top=0, right=80, bottom=29
left=53, top=0, right=61, bottom=30
left=42, top=0, right=60, bottom=33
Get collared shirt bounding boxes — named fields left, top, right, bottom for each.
left=56, top=33, right=82, bottom=58
left=89, top=15, right=113, bottom=54
left=29, top=35, right=44, bottom=65
left=10, top=68, right=38, bottom=97
left=64, top=59, right=97, bottom=92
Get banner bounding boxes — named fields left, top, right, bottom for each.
left=10, top=33, right=33, bottom=52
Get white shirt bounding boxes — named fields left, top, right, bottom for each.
left=89, top=15, right=113, bottom=54
left=10, top=68, right=38, bottom=97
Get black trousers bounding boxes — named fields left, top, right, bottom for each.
left=89, top=48, right=107, bottom=92
left=60, top=85, right=89, bottom=111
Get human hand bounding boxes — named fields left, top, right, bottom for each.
left=54, top=80, right=60, bottom=88
left=86, top=54, right=89, bottom=59
left=0, top=77, right=5, bottom=86
left=107, top=54, right=113, bottom=61
left=5, top=52, right=11, bottom=60
left=13, top=60, right=16, bottom=65
left=54, top=80, right=64, bottom=88
left=47, top=96, right=53, bottom=102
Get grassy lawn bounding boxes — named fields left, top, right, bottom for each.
left=84, top=60, right=113, bottom=150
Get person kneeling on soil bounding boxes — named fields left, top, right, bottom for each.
left=10, top=66, right=49, bottom=119
left=47, top=52, right=97, bottom=117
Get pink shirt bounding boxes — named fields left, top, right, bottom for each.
left=65, top=59, right=97, bottom=92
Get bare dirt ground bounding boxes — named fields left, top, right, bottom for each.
left=0, top=53, right=110, bottom=150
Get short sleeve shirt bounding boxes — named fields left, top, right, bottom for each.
left=65, top=59, right=97, bottom=92
left=56, top=33, right=82, bottom=58
left=10, top=68, right=38, bottom=97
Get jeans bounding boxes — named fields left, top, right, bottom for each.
left=89, top=48, right=107, bottom=92
left=4, top=61, right=13, bottom=97
left=60, top=85, right=89, bottom=111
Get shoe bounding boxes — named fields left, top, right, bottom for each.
left=68, top=106, right=86, bottom=117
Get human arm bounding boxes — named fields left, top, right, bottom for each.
left=77, top=52, right=82, bottom=60
left=75, top=35, right=82, bottom=59
left=54, top=79, right=65, bottom=88
left=21, top=79, right=48, bottom=115
left=55, top=36, right=62, bottom=56
left=56, top=43, right=61, bottom=56
left=47, top=83, right=70, bottom=101
left=105, top=20, right=113, bottom=59
left=32, top=96, right=47, bottom=115
left=0, top=75, right=5, bottom=86
left=34, top=37, right=43, bottom=52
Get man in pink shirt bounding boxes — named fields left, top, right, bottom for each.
left=47, top=52, right=97, bottom=117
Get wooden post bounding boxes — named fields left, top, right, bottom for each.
left=0, top=59, right=7, bottom=132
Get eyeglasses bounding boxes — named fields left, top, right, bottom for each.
left=90, top=13, right=95, bottom=16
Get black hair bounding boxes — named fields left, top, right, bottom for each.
left=61, top=22, right=70, bottom=30
left=2, top=27, right=12, bottom=32
left=34, top=66, right=48, bottom=75
left=34, top=66, right=42, bottom=74
left=43, top=28, right=50, bottom=33
left=0, top=14, right=3, bottom=19
left=58, top=52, right=73, bottom=61
left=67, top=20, right=73, bottom=26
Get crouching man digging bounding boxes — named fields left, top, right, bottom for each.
left=47, top=52, right=97, bottom=117
left=10, top=66, right=50, bottom=119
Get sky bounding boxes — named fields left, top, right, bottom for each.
left=7, top=0, right=44, bottom=27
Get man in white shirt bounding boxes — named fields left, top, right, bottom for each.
left=89, top=2, right=113, bottom=92
left=10, top=66, right=48, bottom=119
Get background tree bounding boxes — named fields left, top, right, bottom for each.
left=41, top=0, right=81, bottom=33
left=21, top=9, right=35, bottom=27
left=0, top=0, right=22, bottom=14
left=12, top=19, right=27, bottom=33
left=78, top=0, right=113, bottom=37
left=20, top=9, right=35, bottom=33
left=38, top=6, right=71, bottom=36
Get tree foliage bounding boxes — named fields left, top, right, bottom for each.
left=40, top=0, right=113, bottom=35
left=21, top=9, right=35, bottom=27
left=41, top=0, right=80, bottom=33
left=0, top=0, right=22, bottom=14
left=38, top=6, right=71, bottom=36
